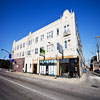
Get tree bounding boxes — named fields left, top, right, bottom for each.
left=0, top=59, right=10, bottom=69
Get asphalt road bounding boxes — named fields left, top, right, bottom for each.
left=0, top=70, right=100, bottom=100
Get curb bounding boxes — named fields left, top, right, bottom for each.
left=10, top=71, right=86, bottom=84
left=1, top=69, right=86, bottom=84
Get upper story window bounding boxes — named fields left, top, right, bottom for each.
left=35, top=48, right=38, bottom=54
left=15, top=47, right=16, bottom=51
left=19, top=52, right=21, bottom=57
left=22, top=52, right=24, bottom=56
left=64, top=25, right=69, bottom=32
left=57, top=43, right=59, bottom=50
left=17, top=53, right=19, bottom=57
left=23, top=43, right=25, bottom=47
left=33, top=39, right=34, bottom=42
left=47, top=31, right=53, bottom=39
left=20, top=44, right=22, bottom=49
left=57, top=28, right=59, bottom=36
left=65, top=41, right=67, bottom=48
left=27, top=50, right=31, bottom=55
left=28, top=40, right=32, bottom=45
left=47, top=45, right=53, bottom=52
left=41, top=34, right=44, bottom=41
left=35, top=37, right=38, bottom=43
left=30, top=64, right=31, bottom=68
left=17, top=45, right=19, bottom=50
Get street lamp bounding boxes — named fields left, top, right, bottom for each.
left=1, top=49, right=11, bottom=71
left=48, top=42, right=57, bottom=79
left=1, top=49, right=10, bottom=54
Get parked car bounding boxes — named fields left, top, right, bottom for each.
left=94, top=69, right=100, bottom=74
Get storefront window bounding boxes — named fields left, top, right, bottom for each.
left=60, top=58, right=69, bottom=63
left=40, top=60, right=56, bottom=65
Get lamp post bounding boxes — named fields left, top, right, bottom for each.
left=48, top=42, right=57, bottom=79
left=1, top=49, right=11, bottom=71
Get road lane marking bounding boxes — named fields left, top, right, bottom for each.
left=0, top=76, right=57, bottom=100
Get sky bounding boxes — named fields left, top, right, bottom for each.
left=0, top=0, right=100, bottom=65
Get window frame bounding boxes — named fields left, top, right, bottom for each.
left=65, top=40, right=67, bottom=48
left=57, top=28, right=59, bottom=36
left=35, top=48, right=38, bottom=54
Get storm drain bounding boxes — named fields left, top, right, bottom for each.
left=91, top=85, right=99, bottom=88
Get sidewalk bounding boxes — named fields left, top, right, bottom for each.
left=0, top=68, right=87, bottom=84
left=9, top=71, right=87, bottom=84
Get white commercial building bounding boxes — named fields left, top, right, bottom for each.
left=12, top=10, right=84, bottom=77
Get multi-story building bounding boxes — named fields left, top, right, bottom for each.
left=12, top=10, right=84, bottom=77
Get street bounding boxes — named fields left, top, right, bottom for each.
left=0, top=70, right=100, bottom=100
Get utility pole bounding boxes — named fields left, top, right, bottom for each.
left=96, top=36, right=100, bottom=62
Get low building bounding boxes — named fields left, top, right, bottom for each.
left=12, top=10, right=85, bottom=77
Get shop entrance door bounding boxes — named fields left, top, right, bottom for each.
left=33, top=64, right=37, bottom=74
left=46, top=65, right=48, bottom=75
left=59, top=63, right=69, bottom=77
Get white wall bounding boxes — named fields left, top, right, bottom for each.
left=12, top=10, right=82, bottom=73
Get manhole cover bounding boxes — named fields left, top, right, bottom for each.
left=91, top=85, right=99, bottom=88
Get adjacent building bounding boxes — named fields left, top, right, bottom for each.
left=97, top=52, right=100, bottom=62
left=12, top=10, right=85, bottom=77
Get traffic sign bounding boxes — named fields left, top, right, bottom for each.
left=9, top=54, right=11, bottom=58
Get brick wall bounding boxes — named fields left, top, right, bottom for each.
left=14, top=58, right=25, bottom=72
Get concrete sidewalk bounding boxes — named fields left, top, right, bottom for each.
left=9, top=71, right=87, bottom=84
left=0, top=68, right=87, bottom=84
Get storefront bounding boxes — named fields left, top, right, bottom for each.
left=40, top=60, right=56, bottom=76
left=40, top=58, right=80, bottom=77
left=59, top=58, right=79, bottom=77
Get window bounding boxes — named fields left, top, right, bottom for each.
left=57, top=28, right=59, bottom=36
left=19, top=52, right=21, bottom=57
left=65, top=41, right=67, bottom=48
left=47, top=31, right=53, bottom=39
left=17, top=53, right=19, bottom=57
left=28, top=40, right=32, bottom=45
left=30, top=64, right=31, bottom=68
left=64, top=25, right=69, bottom=32
left=35, top=48, right=38, bottom=54
left=40, top=47, right=45, bottom=55
left=17, top=45, right=19, bottom=50
left=41, top=34, right=44, bottom=41
left=47, top=45, right=53, bottom=52
left=20, top=44, right=22, bottom=48
left=15, top=47, right=16, bottom=50
left=22, top=52, right=24, bottom=56
left=64, top=26, right=66, bottom=32
left=35, top=37, right=38, bottom=43
left=40, top=47, right=44, bottom=52
left=27, top=50, right=31, bottom=55
left=23, top=43, right=25, bottom=47
left=57, top=43, right=59, bottom=50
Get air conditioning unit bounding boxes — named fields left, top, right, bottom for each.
left=63, top=30, right=71, bottom=37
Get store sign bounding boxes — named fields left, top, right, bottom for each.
left=11, top=59, right=14, bottom=62
left=9, top=54, right=11, bottom=58
left=40, top=48, right=45, bottom=57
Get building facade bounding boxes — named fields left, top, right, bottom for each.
left=12, top=10, right=84, bottom=77
left=97, top=52, right=100, bottom=62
